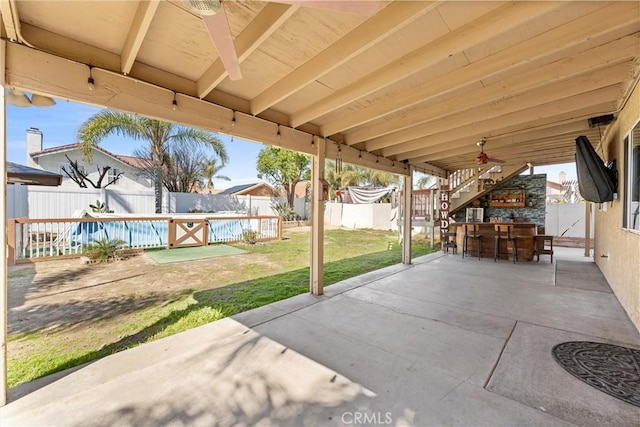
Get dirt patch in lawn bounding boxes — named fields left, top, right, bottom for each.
left=8, top=251, right=263, bottom=337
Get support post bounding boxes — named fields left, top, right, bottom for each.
left=402, top=166, right=413, bottom=264
left=7, top=220, right=15, bottom=266
left=310, top=136, right=325, bottom=295
left=0, top=40, right=7, bottom=406
left=429, top=190, right=435, bottom=249
left=584, top=201, right=591, bottom=257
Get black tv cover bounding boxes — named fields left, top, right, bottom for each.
left=575, top=135, right=617, bottom=203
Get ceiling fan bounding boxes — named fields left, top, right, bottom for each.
left=475, top=139, right=505, bottom=165
left=183, top=0, right=380, bottom=81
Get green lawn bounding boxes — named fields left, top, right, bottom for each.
left=8, top=228, right=437, bottom=387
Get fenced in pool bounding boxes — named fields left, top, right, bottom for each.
left=8, top=214, right=282, bottom=264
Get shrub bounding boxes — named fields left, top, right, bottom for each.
left=270, top=200, right=295, bottom=220
left=86, top=237, right=126, bottom=262
left=242, top=230, right=259, bottom=245
left=89, top=200, right=113, bottom=213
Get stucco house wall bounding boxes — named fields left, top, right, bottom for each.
left=30, top=148, right=153, bottom=190
left=595, top=79, right=640, bottom=331
left=33, top=149, right=151, bottom=190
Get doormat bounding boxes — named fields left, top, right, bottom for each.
left=145, top=244, right=247, bottom=264
left=552, top=341, right=640, bottom=407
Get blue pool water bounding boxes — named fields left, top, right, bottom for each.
left=71, top=218, right=253, bottom=247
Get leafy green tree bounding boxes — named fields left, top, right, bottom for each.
left=77, top=110, right=227, bottom=212
left=202, top=157, right=230, bottom=193
left=256, top=147, right=310, bottom=209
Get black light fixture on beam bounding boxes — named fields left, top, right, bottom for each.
left=87, top=66, right=95, bottom=91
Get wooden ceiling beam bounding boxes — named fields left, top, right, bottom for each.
left=417, top=127, right=599, bottom=163
left=250, top=1, right=438, bottom=116
left=376, top=66, right=629, bottom=157
left=4, top=42, right=423, bottom=177
left=347, top=36, right=639, bottom=145
left=0, top=0, right=18, bottom=41
left=121, top=0, right=160, bottom=75
left=19, top=23, right=197, bottom=96
left=289, top=1, right=564, bottom=129
left=443, top=148, right=580, bottom=170
left=329, top=2, right=639, bottom=139
left=197, top=3, right=299, bottom=99
left=393, top=96, right=619, bottom=162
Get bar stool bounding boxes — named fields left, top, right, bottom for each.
left=462, top=224, right=482, bottom=260
left=441, top=230, right=458, bottom=254
left=494, top=224, right=517, bottom=263
left=535, top=235, right=554, bottom=263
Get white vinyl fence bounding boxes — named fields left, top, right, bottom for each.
left=545, top=203, right=594, bottom=238
left=8, top=214, right=282, bottom=264
left=8, top=184, right=292, bottom=219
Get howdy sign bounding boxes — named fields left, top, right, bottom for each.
left=439, top=186, right=450, bottom=233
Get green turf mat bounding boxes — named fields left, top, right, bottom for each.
left=145, top=244, right=247, bottom=264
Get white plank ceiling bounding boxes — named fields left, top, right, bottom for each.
left=2, top=0, right=639, bottom=176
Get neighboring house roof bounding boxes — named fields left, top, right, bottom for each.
left=30, top=143, right=149, bottom=169
left=7, top=162, right=62, bottom=186
left=220, top=182, right=274, bottom=195
left=547, top=180, right=564, bottom=191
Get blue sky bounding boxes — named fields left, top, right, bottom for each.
left=7, top=98, right=577, bottom=187
left=7, top=99, right=265, bottom=189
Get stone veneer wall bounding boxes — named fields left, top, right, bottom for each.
left=454, top=174, right=547, bottom=227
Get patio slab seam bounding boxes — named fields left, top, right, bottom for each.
left=258, top=303, right=502, bottom=392
left=485, top=322, right=640, bottom=427
left=508, top=319, right=640, bottom=349
left=483, top=321, right=518, bottom=389
left=361, top=276, right=639, bottom=345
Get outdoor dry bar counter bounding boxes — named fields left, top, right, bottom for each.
left=453, top=222, right=537, bottom=260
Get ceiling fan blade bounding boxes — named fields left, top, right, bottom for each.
left=273, top=0, right=380, bottom=16
left=202, top=6, right=242, bottom=80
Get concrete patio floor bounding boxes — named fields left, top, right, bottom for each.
left=2, top=247, right=639, bottom=426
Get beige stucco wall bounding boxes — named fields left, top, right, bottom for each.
left=595, top=79, right=640, bottom=332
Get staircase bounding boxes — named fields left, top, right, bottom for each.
left=450, top=163, right=529, bottom=214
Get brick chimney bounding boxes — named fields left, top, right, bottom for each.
left=26, top=127, right=43, bottom=168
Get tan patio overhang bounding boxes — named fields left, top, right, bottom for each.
left=0, top=0, right=639, bottom=407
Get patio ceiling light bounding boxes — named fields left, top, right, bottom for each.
left=31, top=94, right=56, bottom=107
left=6, top=89, right=31, bottom=107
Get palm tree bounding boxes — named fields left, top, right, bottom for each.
left=354, top=166, right=399, bottom=187
left=202, top=157, right=230, bottom=193
left=416, top=174, right=436, bottom=189
left=77, top=110, right=228, bottom=212
left=325, top=162, right=361, bottom=199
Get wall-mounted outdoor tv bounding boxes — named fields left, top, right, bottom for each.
left=575, top=135, right=617, bottom=203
